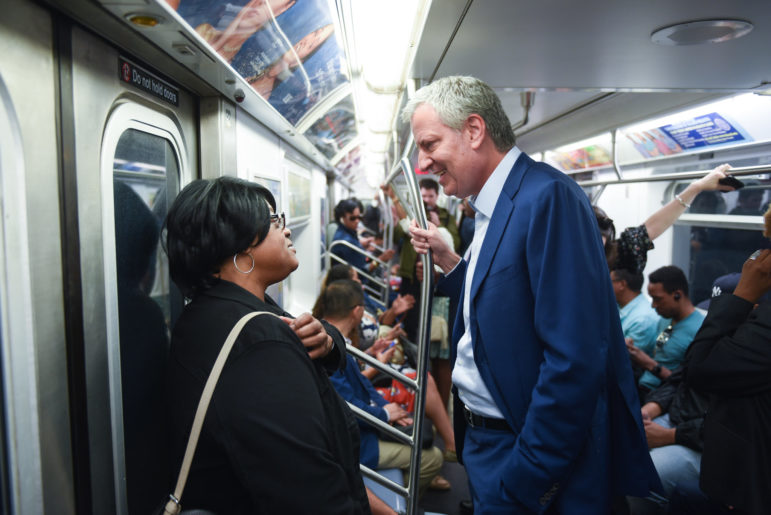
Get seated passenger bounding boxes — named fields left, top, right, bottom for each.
left=630, top=362, right=708, bottom=506
left=683, top=207, right=771, bottom=515
left=626, top=266, right=705, bottom=398
left=315, top=280, right=444, bottom=495
left=331, top=198, right=395, bottom=279
left=320, top=264, right=415, bottom=341
left=163, top=177, right=369, bottom=513
left=611, top=267, right=659, bottom=349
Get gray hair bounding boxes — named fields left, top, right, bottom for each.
left=401, top=76, right=516, bottom=152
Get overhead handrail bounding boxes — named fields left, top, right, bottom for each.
left=576, top=163, right=771, bottom=188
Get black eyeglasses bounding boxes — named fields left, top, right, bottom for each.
left=347, top=214, right=362, bottom=221
left=270, top=212, right=286, bottom=230
left=654, top=323, right=674, bottom=354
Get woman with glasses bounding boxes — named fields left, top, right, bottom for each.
left=164, top=177, right=370, bottom=513
left=331, top=199, right=395, bottom=280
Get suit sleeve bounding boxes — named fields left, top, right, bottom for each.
left=686, top=295, right=771, bottom=396
left=215, top=338, right=363, bottom=513
left=501, top=179, right=611, bottom=510
left=436, top=258, right=466, bottom=305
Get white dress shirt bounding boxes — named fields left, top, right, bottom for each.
left=451, top=146, right=521, bottom=418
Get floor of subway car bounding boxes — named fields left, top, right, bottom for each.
left=419, top=434, right=471, bottom=515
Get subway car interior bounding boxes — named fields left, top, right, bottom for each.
left=1, top=0, right=771, bottom=513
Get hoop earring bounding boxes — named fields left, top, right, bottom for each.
left=233, top=252, right=255, bottom=274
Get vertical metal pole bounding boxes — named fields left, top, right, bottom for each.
left=612, top=129, right=623, bottom=181
left=398, top=156, right=433, bottom=515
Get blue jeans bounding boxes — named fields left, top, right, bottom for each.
left=649, top=414, right=702, bottom=497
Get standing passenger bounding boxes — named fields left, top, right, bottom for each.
left=164, top=177, right=370, bottom=513
left=404, top=76, right=660, bottom=513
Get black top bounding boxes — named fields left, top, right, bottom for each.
left=616, top=224, right=654, bottom=275
left=686, top=295, right=771, bottom=515
left=167, top=279, right=370, bottom=514
left=644, top=365, right=707, bottom=452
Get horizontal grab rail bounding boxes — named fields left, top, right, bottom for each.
left=576, top=164, right=771, bottom=188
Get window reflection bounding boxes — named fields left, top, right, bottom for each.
left=679, top=224, right=771, bottom=305
left=113, top=129, right=180, bottom=513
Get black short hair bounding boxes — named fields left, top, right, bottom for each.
left=419, top=178, right=439, bottom=193
left=163, top=176, right=275, bottom=298
left=312, top=279, right=363, bottom=319
left=323, top=264, right=354, bottom=289
left=648, top=265, right=689, bottom=297
left=612, top=268, right=644, bottom=292
left=334, top=199, right=359, bottom=223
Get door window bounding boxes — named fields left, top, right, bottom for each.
left=112, top=128, right=181, bottom=513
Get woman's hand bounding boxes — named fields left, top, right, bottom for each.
left=282, top=313, right=332, bottom=360
left=694, top=163, right=734, bottom=192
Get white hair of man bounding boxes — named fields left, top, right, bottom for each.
left=401, top=75, right=516, bottom=152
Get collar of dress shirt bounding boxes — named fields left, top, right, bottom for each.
left=469, top=146, right=521, bottom=219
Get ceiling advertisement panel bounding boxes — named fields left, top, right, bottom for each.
left=168, top=0, right=349, bottom=125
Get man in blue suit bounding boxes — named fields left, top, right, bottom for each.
left=404, top=76, right=661, bottom=513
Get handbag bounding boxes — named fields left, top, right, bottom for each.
left=156, top=311, right=280, bottom=515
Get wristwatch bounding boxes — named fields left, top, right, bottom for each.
left=651, top=364, right=662, bottom=377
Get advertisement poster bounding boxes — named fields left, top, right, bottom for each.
left=625, top=113, right=751, bottom=158
left=659, top=112, right=749, bottom=151
left=285, top=163, right=311, bottom=220
left=549, top=145, right=611, bottom=170
left=169, top=0, right=349, bottom=125
left=303, top=96, right=357, bottom=160
left=253, top=175, right=282, bottom=210
left=335, top=146, right=362, bottom=178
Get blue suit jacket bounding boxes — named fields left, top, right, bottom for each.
left=441, top=152, right=660, bottom=513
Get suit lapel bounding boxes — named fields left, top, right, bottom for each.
left=469, top=152, right=532, bottom=302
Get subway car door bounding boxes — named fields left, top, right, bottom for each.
left=65, top=24, right=195, bottom=514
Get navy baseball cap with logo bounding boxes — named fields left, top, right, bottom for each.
left=697, top=272, right=770, bottom=310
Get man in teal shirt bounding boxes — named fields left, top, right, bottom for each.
left=612, top=268, right=659, bottom=345
left=626, top=266, right=705, bottom=394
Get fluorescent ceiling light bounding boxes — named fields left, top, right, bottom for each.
left=341, top=0, right=431, bottom=175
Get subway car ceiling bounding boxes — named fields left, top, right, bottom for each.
left=42, top=0, right=771, bottom=191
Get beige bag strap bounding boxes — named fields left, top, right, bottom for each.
left=162, top=311, right=281, bottom=515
